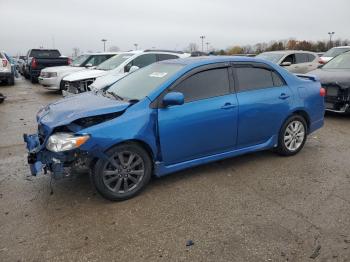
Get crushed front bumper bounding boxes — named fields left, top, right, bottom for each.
left=23, top=133, right=78, bottom=178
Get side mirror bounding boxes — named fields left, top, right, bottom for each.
left=162, top=92, right=184, bottom=107
left=280, top=62, right=292, bottom=66
left=85, top=63, right=93, bottom=68
left=129, top=65, right=140, bottom=73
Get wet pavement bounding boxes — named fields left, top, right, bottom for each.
left=0, top=77, right=350, bottom=262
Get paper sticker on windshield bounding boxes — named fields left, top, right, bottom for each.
left=149, top=72, right=168, bottom=78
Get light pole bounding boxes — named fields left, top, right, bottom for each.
left=200, top=35, right=205, bottom=52
left=101, top=39, right=107, bottom=51
left=134, top=43, right=138, bottom=50
left=206, top=42, right=210, bottom=52
left=328, top=32, right=335, bottom=48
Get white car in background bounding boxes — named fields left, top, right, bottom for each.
left=38, top=52, right=119, bottom=90
left=320, top=46, right=350, bottom=64
left=256, top=50, right=321, bottom=74
left=0, top=51, right=15, bottom=85
left=62, top=50, right=190, bottom=96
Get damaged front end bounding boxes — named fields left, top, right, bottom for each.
left=23, top=126, right=91, bottom=179
left=23, top=91, right=130, bottom=178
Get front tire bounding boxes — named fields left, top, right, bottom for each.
left=91, top=143, right=152, bottom=201
left=276, top=115, right=307, bottom=156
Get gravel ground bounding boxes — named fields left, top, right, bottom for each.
left=0, top=77, right=349, bottom=262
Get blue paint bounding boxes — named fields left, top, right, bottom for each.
left=24, top=56, right=325, bottom=178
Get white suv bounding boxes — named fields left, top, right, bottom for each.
left=0, top=51, right=15, bottom=85
left=38, top=52, right=119, bottom=91
left=62, top=50, right=190, bottom=96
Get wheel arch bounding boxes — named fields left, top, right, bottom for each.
left=290, top=109, right=311, bottom=131
left=89, top=139, right=156, bottom=171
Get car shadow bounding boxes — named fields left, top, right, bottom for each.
left=47, top=150, right=275, bottom=203
left=325, top=111, right=350, bottom=120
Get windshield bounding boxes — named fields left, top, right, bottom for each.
left=323, top=52, right=350, bottom=69
left=256, top=53, right=284, bottom=63
left=71, top=55, right=89, bottom=67
left=323, top=47, right=350, bottom=57
left=107, top=63, right=185, bottom=100
left=96, top=53, right=134, bottom=71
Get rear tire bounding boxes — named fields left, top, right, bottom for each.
left=91, top=143, right=152, bottom=201
left=276, top=115, right=307, bottom=156
left=7, top=75, right=14, bottom=86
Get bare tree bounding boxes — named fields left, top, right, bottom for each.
left=187, top=43, right=199, bottom=52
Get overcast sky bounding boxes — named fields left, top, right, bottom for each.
left=1, top=0, right=349, bottom=56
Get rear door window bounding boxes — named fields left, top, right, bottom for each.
left=295, top=53, right=309, bottom=64
left=236, top=67, right=275, bottom=91
left=173, top=68, right=230, bottom=103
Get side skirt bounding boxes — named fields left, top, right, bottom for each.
left=154, top=135, right=277, bottom=177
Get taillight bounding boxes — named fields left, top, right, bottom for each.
left=2, top=59, right=8, bottom=67
left=320, top=87, right=326, bottom=97
left=31, top=58, right=38, bottom=69
left=68, top=58, right=72, bottom=65
left=319, top=59, right=325, bottom=65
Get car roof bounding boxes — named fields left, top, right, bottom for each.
left=160, top=56, right=265, bottom=66
left=260, top=50, right=316, bottom=54
left=331, top=46, right=350, bottom=48
left=82, top=52, right=120, bottom=55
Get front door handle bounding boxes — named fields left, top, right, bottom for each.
left=221, top=103, right=236, bottom=109
left=279, top=93, right=290, bottom=100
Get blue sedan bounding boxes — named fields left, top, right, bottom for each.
left=24, top=56, right=325, bottom=200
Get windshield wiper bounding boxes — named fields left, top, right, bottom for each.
left=106, top=91, right=124, bottom=101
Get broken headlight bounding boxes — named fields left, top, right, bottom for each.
left=46, top=133, right=90, bottom=152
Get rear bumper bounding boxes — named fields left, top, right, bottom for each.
left=325, top=103, right=350, bottom=113
left=0, top=72, right=13, bottom=79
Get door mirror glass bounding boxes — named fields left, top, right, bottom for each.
left=162, top=92, right=184, bottom=107
left=129, top=65, right=140, bottom=73
left=280, top=62, right=292, bottom=66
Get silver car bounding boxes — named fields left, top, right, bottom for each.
left=257, top=50, right=321, bottom=74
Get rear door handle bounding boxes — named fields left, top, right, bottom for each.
left=221, top=103, right=237, bottom=109
left=279, top=93, right=290, bottom=100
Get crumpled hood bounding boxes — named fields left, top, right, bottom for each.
left=63, top=69, right=107, bottom=82
left=309, top=68, right=350, bottom=89
left=37, top=92, right=130, bottom=130
left=90, top=72, right=127, bottom=90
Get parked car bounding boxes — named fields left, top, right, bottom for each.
left=0, top=51, right=15, bottom=85
left=38, top=52, right=119, bottom=91
left=23, top=49, right=70, bottom=83
left=320, top=46, right=350, bottom=64
left=24, top=56, right=325, bottom=201
left=256, top=50, right=321, bottom=74
left=310, top=51, right=350, bottom=113
left=62, top=50, right=190, bottom=95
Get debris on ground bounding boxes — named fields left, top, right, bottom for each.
left=186, top=240, right=194, bottom=247
left=310, top=245, right=321, bottom=259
